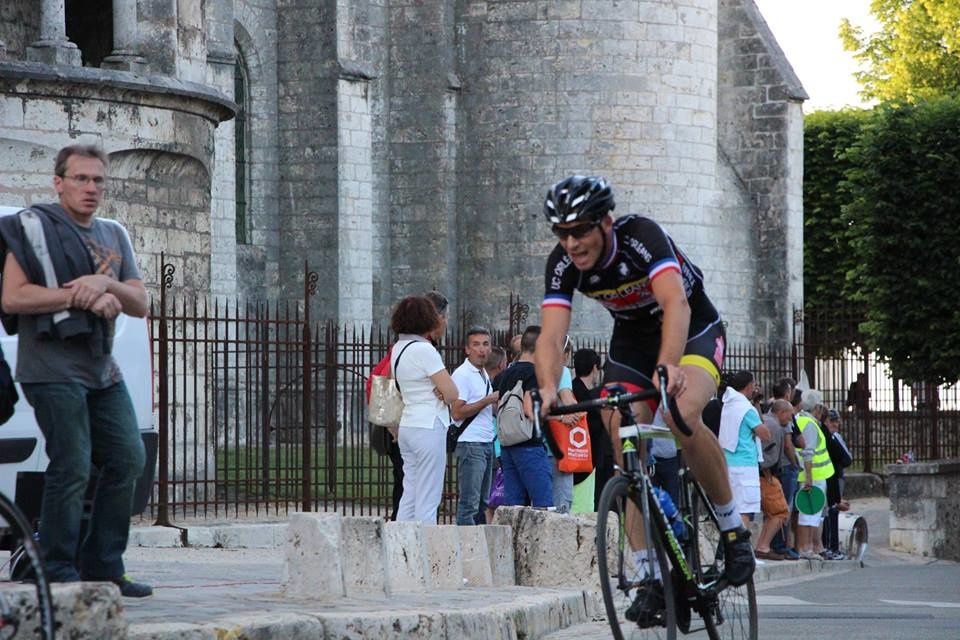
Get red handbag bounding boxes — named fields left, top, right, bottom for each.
left=548, top=415, right=593, bottom=473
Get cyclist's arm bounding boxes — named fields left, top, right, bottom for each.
left=650, top=270, right=691, bottom=390
left=535, top=305, right=571, bottom=412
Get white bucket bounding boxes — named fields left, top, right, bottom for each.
left=837, top=512, right=868, bottom=563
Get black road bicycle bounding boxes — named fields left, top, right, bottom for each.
left=536, top=366, right=758, bottom=640
left=0, top=491, right=54, bottom=639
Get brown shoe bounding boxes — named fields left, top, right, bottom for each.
left=755, top=549, right=786, bottom=561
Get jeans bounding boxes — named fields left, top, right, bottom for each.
left=23, top=381, right=145, bottom=582
left=501, top=445, right=553, bottom=507
left=455, top=441, right=495, bottom=525
left=772, top=463, right=800, bottom=551
left=546, top=448, right=573, bottom=512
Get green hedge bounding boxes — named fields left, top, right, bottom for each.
left=805, top=97, right=960, bottom=383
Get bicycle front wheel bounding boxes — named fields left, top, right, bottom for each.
left=596, top=475, right=676, bottom=640
left=688, top=483, right=757, bottom=640
left=0, top=491, right=55, bottom=639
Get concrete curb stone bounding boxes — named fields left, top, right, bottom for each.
left=382, top=521, right=429, bottom=594
left=128, top=587, right=596, bottom=640
left=282, top=512, right=344, bottom=599
left=424, top=524, right=464, bottom=590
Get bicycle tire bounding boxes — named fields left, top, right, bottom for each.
left=688, top=483, right=757, bottom=640
left=0, top=491, right=55, bottom=640
left=596, top=475, right=676, bottom=640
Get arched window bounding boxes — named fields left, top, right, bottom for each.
left=234, top=45, right=250, bottom=244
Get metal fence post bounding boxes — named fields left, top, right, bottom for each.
left=325, top=322, right=337, bottom=496
left=301, top=263, right=318, bottom=512
left=862, top=352, right=873, bottom=473
left=154, top=255, right=174, bottom=527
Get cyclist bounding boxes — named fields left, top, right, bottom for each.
left=533, top=176, right=755, bottom=600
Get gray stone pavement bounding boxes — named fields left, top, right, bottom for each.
left=116, top=496, right=893, bottom=639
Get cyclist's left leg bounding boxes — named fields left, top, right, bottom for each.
left=666, top=364, right=731, bottom=508
left=666, top=363, right=754, bottom=587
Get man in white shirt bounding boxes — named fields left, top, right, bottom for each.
left=451, top=326, right=499, bottom=525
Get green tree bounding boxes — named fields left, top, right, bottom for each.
left=803, top=109, right=869, bottom=313
left=843, top=96, right=960, bottom=384
left=840, top=0, right=960, bottom=102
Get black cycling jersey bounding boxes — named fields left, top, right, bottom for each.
left=542, top=214, right=715, bottom=333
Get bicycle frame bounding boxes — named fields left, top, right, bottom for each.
left=536, top=367, right=728, bottom=619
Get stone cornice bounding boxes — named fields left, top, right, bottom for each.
left=0, top=60, right=236, bottom=123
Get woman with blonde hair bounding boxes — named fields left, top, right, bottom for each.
left=391, top=295, right=458, bottom=523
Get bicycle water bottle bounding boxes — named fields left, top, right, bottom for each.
left=653, top=487, right=687, bottom=541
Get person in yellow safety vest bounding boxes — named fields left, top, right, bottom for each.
left=794, top=389, right=835, bottom=559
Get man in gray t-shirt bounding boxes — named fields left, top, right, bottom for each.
left=0, top=145, right=151, bottom=597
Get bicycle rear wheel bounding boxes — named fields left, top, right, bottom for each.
left=0, top=492, right=55, bottom=639
left=596, top=475, right=676, bottom=640
left=688, top=483, right=757, bottom=640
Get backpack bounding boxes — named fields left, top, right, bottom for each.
left=0, top=344, right=18, bottom=426
left=496, top=377, right=534, bottom=446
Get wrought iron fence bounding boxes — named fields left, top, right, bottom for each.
left=147, top=260, right=529, bottom=523
left=145, top=273, right=957, bottom=522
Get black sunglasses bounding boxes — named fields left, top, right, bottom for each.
left=551, top=220, right=601, bottom=240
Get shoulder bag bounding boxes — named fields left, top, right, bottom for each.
left=367, top=341, right=416, bottom=428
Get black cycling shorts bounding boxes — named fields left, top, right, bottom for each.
left=603, top=314, right=725, bottom=409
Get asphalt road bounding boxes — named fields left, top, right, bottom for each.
left=545, top=497, right=960, bottom=640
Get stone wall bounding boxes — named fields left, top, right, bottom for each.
left=717, top=0, right=806, bottom=343
left=887, top=459, right=960, bottom=561
left=233, top=1, right=281, bottom=301
left=0, top=0, right=807, bottom=345
left=276, top=0, right=339, bottom=304
left=385, top=0, right=459, bottom=310
left=0, top=2, right=39, bottom=60
left=0, top=62, right=232, bottom=299
left=103, top=149, right=212, bottom=298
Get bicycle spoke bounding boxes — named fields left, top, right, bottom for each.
left=688, top=482, right=758, bottom=640
left=597, top=476, right=676, bottom=640
left=0, top=493, right=55, bottom=640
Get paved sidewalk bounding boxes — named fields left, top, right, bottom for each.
left=121, top=543, right=599, bottom=638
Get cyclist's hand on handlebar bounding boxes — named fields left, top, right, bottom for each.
left=655, top=363, right=687, bottom=397
left=537, top=386, right=558, bottom=417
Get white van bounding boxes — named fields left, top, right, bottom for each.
left=0, top=205, right=157, bottom=523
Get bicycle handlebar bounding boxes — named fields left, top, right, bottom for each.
left=532, top=364, right=693, bottom=437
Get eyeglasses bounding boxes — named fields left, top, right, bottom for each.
left=552, top=220, right=601, bottom=240
left=63, top=174, right=107, bottom=191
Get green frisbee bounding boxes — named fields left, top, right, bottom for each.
left=795, top=486, right=826, bottom=515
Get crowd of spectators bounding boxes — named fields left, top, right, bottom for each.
left=372, top=305, right=854, bottom=566
left=371, top=309, right=618, bottom=520
left=702, top=372, right=853, bottom=562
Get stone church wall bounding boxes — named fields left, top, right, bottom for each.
left=0, top=63, right=232, bottom=300
left=0, top=0, right=806, bottom=347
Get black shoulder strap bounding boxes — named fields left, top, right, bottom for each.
left=392, top=340, right=418, bottom=394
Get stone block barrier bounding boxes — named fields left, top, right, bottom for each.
left=887, top=459, right=960, bottom=561
left=281, top=514, right=520, bottom=598
left=3, top=582, right=125, bottom=640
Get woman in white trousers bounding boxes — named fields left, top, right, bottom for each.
left=391, top=296, right=458, bottom=524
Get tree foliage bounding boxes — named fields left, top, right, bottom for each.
left=840, top=97, right=960, bottom=384
left=803, top=109, right=870, bottom=314
left=840, top=0, right=960, bottom=102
